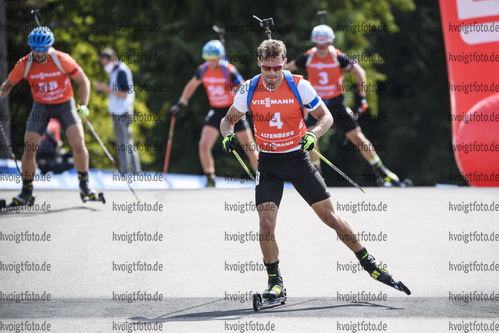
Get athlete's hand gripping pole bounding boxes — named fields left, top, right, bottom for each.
left=312, top=148, right=366, bottom=193
left=83, top=116, right=141, bottom=202
left=222, top=133, right=255, bottom=182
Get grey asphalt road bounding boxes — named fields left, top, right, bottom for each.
left=1, top=187, right=498, bottom=332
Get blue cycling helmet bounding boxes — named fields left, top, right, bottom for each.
left=28, top=26, right=54, bottom=48
left=202, top=40, right=224, bottom=59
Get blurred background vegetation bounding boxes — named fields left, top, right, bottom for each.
left=0, top=0, right=467, bottom=186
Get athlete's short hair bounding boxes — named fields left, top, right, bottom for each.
left=257, top=39, right=286, bottom=62
left=99, top=48, right=117, bottom=62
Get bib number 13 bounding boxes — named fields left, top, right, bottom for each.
left=270, top=112, right=283, bottom=129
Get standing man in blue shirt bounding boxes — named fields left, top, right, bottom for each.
left=95, top=48, right=141, bottom=173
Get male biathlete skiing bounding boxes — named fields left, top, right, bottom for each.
left=0, top=26, right=100, bottom=205
left=285, top=24, right=407, bottom=186
left=220, top=39, right=410, bottom=302
left=170, top=40, right=258, bottom=187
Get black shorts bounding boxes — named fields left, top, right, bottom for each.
left=204, top=106, right=249, bottom=132
left=304, top=95, right=359, bottom=134
left=255, top=150, right=331, bottom=207
left=26, top=98, right=80, bottom=136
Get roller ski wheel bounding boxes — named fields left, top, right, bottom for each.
left=252, top=289, right=287, bottom=311
left=80, top=191, right=106, bottom=204
left=0, top=199, right=6, bottom=209
left=253, top=293, right=262, bottom=311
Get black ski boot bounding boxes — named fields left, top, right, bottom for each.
left=262, top=260, right=284, bottom=299
left=79, top=171, right=105, bottom=203
left=356, top=248, right=411, bottom=295
left=206, top=173, right=216, bottom=187
left=372, top=162, right=401, bottom=187
left=11, top=180, right=35, bottom=206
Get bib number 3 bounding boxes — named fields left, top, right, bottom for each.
left=318, top=71, right=328, bottom=85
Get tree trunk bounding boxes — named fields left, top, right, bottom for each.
left=0, top=0, right=11, bottom=159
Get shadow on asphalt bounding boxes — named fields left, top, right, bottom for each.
left=129, top=298, right=404, bottom=322
left=0, top=206, right=100, bottom=216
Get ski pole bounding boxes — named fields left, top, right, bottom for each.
left=312, top=148, right=365, bottom=193
left=212, top=25, right=227, bottom=60
left=0, top=121, right=22, bottom=176
left=316, top=10, right=327, bottom=24
left=253, top=15, right=274, bottom=40
left=83, top=116, right=141, bottom=202
left=163, top=113, right=176, bottom=174
left=31, top=9, right=41, bottom=26
left=232, top=150, right=255, bottom=182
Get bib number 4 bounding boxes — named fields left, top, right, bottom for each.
left=269, top=112, right=283, bottom=129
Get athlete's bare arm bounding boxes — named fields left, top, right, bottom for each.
left=94, top=81, right=128, bottom=99
left=348, top=63, right=367, bottom=97
left=73, top=69, right=90, bottom=105
left=220, top=105, right=245, bottom=137
left=309, top=101, right=333, bottom=138
left=179, top=76, right=202, bottom=102
left=284, top=60, right=299, bottom=72
left=0, top=79, right=16, bottom=100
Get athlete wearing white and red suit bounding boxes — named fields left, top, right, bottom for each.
left=0, top=26, right=97, bottom=204
left=286, top=25, right=402, bottom=186
left=220, top=39, right=396, bottom=299
left=171, top=40, right=258, bottom=187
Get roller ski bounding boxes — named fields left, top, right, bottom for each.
left=0, top=196, right=36, bottom=211
left=253, top=288, right=287, bottom=311
left=357, top=248, right=411, bottom=295
left=253, top=260, right=287, bottom=311
left=79, top=190, right=105, bottom=204
left=372, top=163, right=413, bottom=187
left=1, top=181, right=36, bottom=211
left=79, top=172, right=105, bottom=204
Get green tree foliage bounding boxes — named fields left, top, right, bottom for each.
left=5, top=0, right=464, bottom=185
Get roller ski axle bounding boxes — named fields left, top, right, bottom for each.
left=253, top=289, right=287, bottom=311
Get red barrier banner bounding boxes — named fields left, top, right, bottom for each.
left=439, top=0, right=499, bottom=186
